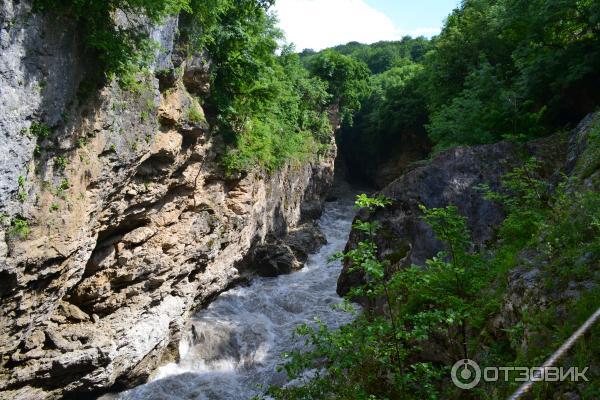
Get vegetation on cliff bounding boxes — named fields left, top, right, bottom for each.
left=423, top=0, right=600, bottom=150
left=260, top=0, right=600, bottom=398
left=27, top=1, right=599, bottom=398
left=266, top=153, right=600, bottom=399
left=27, top=0, right=600, bottom=186
left=304, top=0, right=600, bottom=183
left=32, top=0, right=370, bottom=173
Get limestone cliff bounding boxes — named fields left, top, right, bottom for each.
left=0, top=2, right=335, bottom=398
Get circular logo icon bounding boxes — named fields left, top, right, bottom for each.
left=451, top=359, right=481, bottom=389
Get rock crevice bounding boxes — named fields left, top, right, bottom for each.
left=0, top=3, right=336, bottom=398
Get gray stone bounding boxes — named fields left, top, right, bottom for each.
left=59, top=302, right=89, bottom=322
left=251, top=242, right=301, bottom=277
left=337, top=130, right=568, bottom=296
left=182, top=52, right=212, bottom=96
left=45, top=329, right=76, bottom=352
left=122, top=227, right=156, bottom=246
left=23, top=330, right=45, bottom=351
left=0, top=3, right=336, bottom=397
left=284, top=223, right=327, bottom=262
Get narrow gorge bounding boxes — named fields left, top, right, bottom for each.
left=1, top=1, right=599, bottom=399
left=1, top=2, right=338, bottom=397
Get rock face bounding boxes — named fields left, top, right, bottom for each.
left=336, top=113, right=598, bottom=386
left=246, top=223, right=327, bottom=277
left=492, top=113, right=600, bottom=352
left=0, top=2, right=336, bottom=399
left=249, top=242, right=301, bottom=277
left=337, top=113, right=599, bottom=361
left=337, top=132, right=568, bottom=296
left=338, top=125, right=431, bottom=189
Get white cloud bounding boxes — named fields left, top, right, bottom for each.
left=272, top=0, right=440, bottom=51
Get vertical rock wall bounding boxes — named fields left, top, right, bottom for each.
left=0, top=2, right=336, bottom=398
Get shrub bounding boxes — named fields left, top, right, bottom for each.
left=33, top=0, right=191, bottom=86
left=29, top=122, right=50, bottom=139
left=17, top=175, right=27, bottom=203
left=267, top=162, right=600, bottom=399
left=54, top=156, right=69, bottom=171
left=10, top=218, right=31, bottom=240
left=187, top=105, right=204, bottom=123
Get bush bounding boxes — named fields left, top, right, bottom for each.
left=10, top=218, right=31, bottom=240
left=307, top=50, right=371, bottom=125
left=265, top=161, right=600, bottom=399
left=34, top=0, right=191, bottom=86
left=34, top=0, right=338, bottom=173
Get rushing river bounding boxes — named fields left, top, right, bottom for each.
left=111, top=195, right=357, bottom=400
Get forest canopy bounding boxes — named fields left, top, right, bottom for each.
left=34, top=0, right=600, bottom=174
left=299, top=0, right=600, bottom=183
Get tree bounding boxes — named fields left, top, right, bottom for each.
left=308, top=50, right=371, bottom=124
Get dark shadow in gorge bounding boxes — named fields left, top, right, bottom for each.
left=336, top=123, right=432, bottom=190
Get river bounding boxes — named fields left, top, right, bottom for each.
left=110, top=194, right=358, bottom=400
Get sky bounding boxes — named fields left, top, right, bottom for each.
left=273, top=0, right=460, bottom=51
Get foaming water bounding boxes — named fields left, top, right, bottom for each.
left=113, top=195, right=358, bottom=400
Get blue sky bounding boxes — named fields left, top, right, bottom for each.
left=365, top=0, right=460, bottom=36
left=274, top=0, right=460, bottom=51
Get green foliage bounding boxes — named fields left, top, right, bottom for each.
left=54, top=156, right=69, bottom=171
left=187, top=104, right=204, bottom=123
left=354, top=193, right=392, bottom=211
left=326, top=0, right=600, bottom=160
left=27, top=122, right=52, bottom=158
left=218, top=47, right=333, bottom=173
left=29, top=122, right=51, bottom=139
left=423, top=0, right=600, bottom=148
left=339, top=62, right=429, bottom=179
left=426, top=60, right=546, bottom=150
left=33, top=0, right=190, bottom=86
left=304, top=39, right=433, bottom=182
left=32, top=0, right=341, bottom=173
left=479, top=157, right=549, bottom=247
left=178, top=1, right=336, bottom=173
left=17, top=175, right=27, bottom=203
left=269, top=196, right=487, bottom=399
left=31, top=0, right=600, bottom=177
left=268, top=162, right=600, bottom=399
left=302, top=38, right=433, bottom=74
left=55, top=178, right=71, bottom=199
left=572, top=114, right=600, bottom=184
left=76, top=137, right=88, bottom=148
left=307, top=50, right=370, bottom=125
left=10, top=218, right=31, bottom=240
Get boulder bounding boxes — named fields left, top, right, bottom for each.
left=182, top=53, right=211, bottom=96
left=251, top=242, right=301, bottom=277
left=246, top=223, right=327, bottom=277
left=337, top=134, right=567, bottom=296
left=284, top=223, right=327, bottom=262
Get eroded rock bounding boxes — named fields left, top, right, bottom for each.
left=0, top=2, right=337, bottom=398
left=251, top=242, right=301, bottom=277
left=285, top=223, right=327, bottom=262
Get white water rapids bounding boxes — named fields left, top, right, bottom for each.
left=111, top=195, right=358, bottom=400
